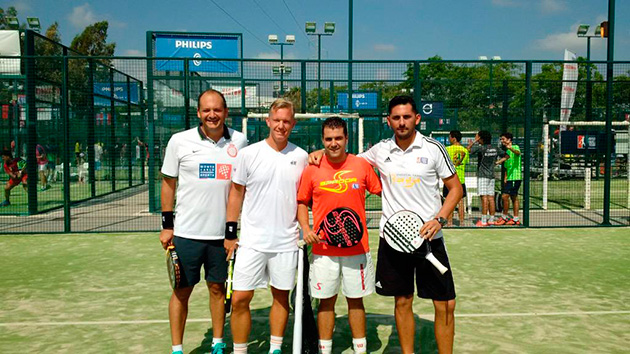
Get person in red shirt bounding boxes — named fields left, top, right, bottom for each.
left=297, top=117, right=381, bottom=354
left=1, top=149, right=28, bottom=207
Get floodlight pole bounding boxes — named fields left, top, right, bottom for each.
left=348, top=0, right=353, bottom=115
left=306, top=24, right=334, bottom=112
left=270, top=41, right=293, bottom=96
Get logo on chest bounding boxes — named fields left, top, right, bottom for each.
left=417, top=157, right=428, bottom=164
left=227, top=144, right=238, bottom=157
left=319, top=170, right=358, bottom=194
left=199, top=163, right=232, bottom=180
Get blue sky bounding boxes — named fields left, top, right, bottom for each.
left=5, top=0, right=630, bottom=61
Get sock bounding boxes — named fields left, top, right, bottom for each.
left=269, top=335, right=283, bottom=353
left=481, top=215, right=488, bottom=223
left=489, top=215, right=495, bottom=222
left=319, top=339, right=333, bottom=354
left=212, top=338, right=223, bottom=347
left=513, top=216, right=520, bottom=221
left=233, top=342, right=247, bottom=353
left=172, top=344, right=183, bottom=353
left=352, top=337, right=367, bottom=354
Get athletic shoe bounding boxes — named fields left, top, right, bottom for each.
left=494, top=217, right=508, bottom=226
left=172, top=351, right=184, bottom=354
left=506, top=219, right=521, bottom=226
left=0, top=200, right=10, bottom=207
left=211, top=343, right=227, bottom=354
left=475, top=220, right=488, bottom=227
left=487, top=219, right=496, bottom=226
left=271, top=350, right=282, bottom=354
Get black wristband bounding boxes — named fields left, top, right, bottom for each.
left=162, top=211, right=174, bottom=229
left=225, top=221, right=238, bottom=240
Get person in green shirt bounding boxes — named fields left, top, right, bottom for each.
left=445, top=130, right=469, bottom=226
left=495, top=132, right=522, bottom=226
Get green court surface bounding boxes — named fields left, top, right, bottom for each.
left=1, top=228, right=629, bottom=353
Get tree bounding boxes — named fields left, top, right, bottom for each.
left=70, top=21, right=116, bottom=57
left=0, top=6, right=26, bottom=30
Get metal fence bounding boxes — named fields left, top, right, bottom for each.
left=1, top=46, right=629, bottom=233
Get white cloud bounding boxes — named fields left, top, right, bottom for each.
left=8, top=1, right=31, bottom=12
left=492, top=0, right=521, bottom=7
left=540, top=0, right=566, bottom=14
left=68, top=3, right=98, bottom=28
left=533, top=24, right=604, bottom=55
left=374, top=44, right=396, bottom=52
left=123, top=49, right=143, bottom=56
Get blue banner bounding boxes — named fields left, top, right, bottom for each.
left=94, top=83, right=140, bottom=106
left=337, top=92, right=378, bottom=111
left=155, top=34, right=239, bottom=73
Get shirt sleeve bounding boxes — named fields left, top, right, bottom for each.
left=434, top=144, right=457, bottom=180
left=160, top=136, right=179, bottom=178
left=297, top=166, right=314, bottom=204
left=357, top=143, right=379, bottom=167
left=231, top=147, right=248, bottom=186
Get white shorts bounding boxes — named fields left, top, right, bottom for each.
left=38, top=164, right=48, bottom=172
left=233, top=246, right=298, bottom=291
left=477, top=177, right=495, bottom=196
left=309, top=253, right=374, bottom=299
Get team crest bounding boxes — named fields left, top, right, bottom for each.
left=227, top=144, right=238, bottom=157
left=417, top=157, right=428, bottom=164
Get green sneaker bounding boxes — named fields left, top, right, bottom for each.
left=211, top=343, right=227, bottom=354
left=271, top=350, right=282, bottom=354
left=172, top=351, right=184, bottom=354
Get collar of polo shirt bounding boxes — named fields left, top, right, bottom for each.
left=197, top=124, right=231, bottom=142
left=388, top=130, right=424, bottom=152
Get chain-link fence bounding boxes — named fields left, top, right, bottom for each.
left=1, top=37, right=628, bottom=232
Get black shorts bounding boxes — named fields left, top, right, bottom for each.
left=375, top=237, right=456, bottom=301
left=501, top=180, right=522, bottom=196
left=443, top=183, right=467, bottom=199
left=172, top=236, right=228, bottom=288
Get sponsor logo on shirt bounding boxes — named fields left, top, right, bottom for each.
left=389, top=173, right=421, bottom=188
left=199, top=163, right=232, bottom=180
left=352, top=183, right=360, bottom=189
left=319, top=170, right=357, bottom=194
left=417, top=157, right=428, bottom=164
left=227, top=143, right=238, bottom=157
left=290, top=161, right=297, bottom=165
left=384, top=156, right=392, bottom=163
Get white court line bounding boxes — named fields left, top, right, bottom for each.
left=1, top=310, right=628, bottom=327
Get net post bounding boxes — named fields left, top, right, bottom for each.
left=584, top=167, right=591, bottom=210
left=542, top=116, right=549, bottom=210
left=241, top=117, right=247, bottom=137
left=358, top=116, right=364, bottom=154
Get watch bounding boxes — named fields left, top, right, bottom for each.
left=434, top=217, right=447, bottom=227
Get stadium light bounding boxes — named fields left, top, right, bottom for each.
left=306, top=22, right=336, bottom=112
left=4, top=16, right=19, bottom=30
left=26, top=17, right=41, bottom=32
left=268, top=34, right=295, bottom=95
left=576, top=23, right=604, bottom=122
left=577, top=24, right=590, bottom=37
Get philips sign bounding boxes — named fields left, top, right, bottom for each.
left=154, top=34, right=240, bottom=73
left=337, top=92, right=379, bottom=111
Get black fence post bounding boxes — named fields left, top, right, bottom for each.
left=24, top=30, right=38, bottom=215
left=61, top=51, right=71, bottom=232
left=523, top=61, right=532, bottom=228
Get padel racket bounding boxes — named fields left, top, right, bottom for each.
left=166, top=245, right=182, bottom=289
left=315, top=207, right=363, bottom=248
left=292, top=241, right=319, bottom=354
left=383, top=210, right=449, bottom=275
left=224, top=251, right=236, bottom=313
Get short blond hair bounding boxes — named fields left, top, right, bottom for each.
left=269, top=98, right=295, bottom=117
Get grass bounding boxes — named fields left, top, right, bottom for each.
left=1, top=228, right=629, bottom=353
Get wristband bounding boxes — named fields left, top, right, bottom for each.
left=225, top=221, right=238, bottom=240
left=162, top=211, right=174, bottom=229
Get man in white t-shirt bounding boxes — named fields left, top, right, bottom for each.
left=159, top=89, right=247, bottom=354
left=225, top=99, right=308, bottom=354
left=310, top=96, right=462, bottom=354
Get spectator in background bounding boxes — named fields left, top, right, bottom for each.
left=445, top=130, right=469, bottom=226
left=467, top=131, right=500, bottom=227
left=495, top=132, right=522, bottom=226
left=1, top=149, right=27, bottom=207
left=36, top=144, right=50, bottom=191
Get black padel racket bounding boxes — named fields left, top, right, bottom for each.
left=224, top=251, right=236, bottom=313
left=383, top=210, right=449, bottom=274
left=166, top=245, right=182, bottom=289
left=315, top=207, right=363, bottom=248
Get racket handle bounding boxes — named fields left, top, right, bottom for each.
left=425, top=252, right=449, bottom=275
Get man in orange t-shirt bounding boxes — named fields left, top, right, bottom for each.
left=297, top=117, right=381, bottom=354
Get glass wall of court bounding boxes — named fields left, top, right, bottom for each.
left=1, top=46, right=628, bottom=232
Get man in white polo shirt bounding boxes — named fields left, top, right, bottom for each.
left=159, top=89, right=247, bottom=354
left=224, top=99, right=308, bottom=354
left=310, top=96, right=462, bottom=354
